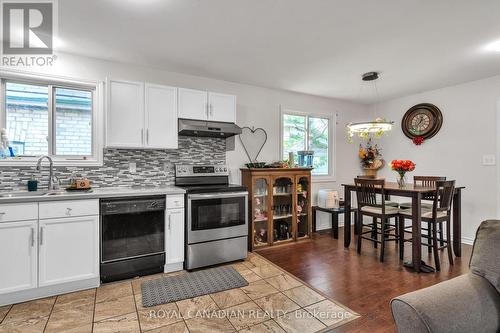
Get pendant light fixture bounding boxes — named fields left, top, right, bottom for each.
left=347, top=72, right=394, bottom=139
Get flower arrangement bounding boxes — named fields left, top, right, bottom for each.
left=412, top=136, right=425, bottom=145
left=390, top=160, right=416, bottom=187
left=359, top=138, right=382, bottom=168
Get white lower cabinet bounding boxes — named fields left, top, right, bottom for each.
left=166, top=208, right=185, bottom=269
left=0, top=220, right=38, bottom=294
left=38, top=216, right=99, bottom=287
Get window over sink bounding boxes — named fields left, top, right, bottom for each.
left=0, top=71, right=103, bottom=166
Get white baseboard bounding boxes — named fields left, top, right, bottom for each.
left=0, top=278, right=100, bottom=307
left=164, top=262, right=184, bottom=273
left=461, top=237, right=474, bottom=245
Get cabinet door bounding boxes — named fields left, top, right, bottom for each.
left=39, top=216, right=99, bottom=287
left=295, top=175, right=311, bottom=239
left=178, top=88, right=208, bottom=121
left=208, top=92, right=236, bottom=123
left=107, top=79, right=145, bottom=148
left=0, top=221, right=37, bottom=294
left=145, top=84, right=178, bottom=149
left=166, top=208, right=184, bottom=264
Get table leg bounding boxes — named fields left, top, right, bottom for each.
left=452, top=189, right=462, bottom=257
left=344, top=187, right=351, bottom=247
left=332, top=212, right=339, bottom=239
left=312, top=206, right=317, bottom=233
left=412, top=193, right=422, bottom=272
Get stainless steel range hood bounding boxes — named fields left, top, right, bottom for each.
left=178, top=119, right=242, bottom=138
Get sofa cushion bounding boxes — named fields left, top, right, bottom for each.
left=470, top=220, right=500, bottom=293
left=391, top=274, right=500, bottom=333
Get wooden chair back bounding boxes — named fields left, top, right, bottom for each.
left=354, top=178, right=386, bottom=211
left=432, top=180, right=455, bottom=216
left=414, top=176, right=446, bottom=201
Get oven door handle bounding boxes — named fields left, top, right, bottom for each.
left=188, top=192, right=248, bottom=200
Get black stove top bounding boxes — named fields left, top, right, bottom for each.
left=178, top=183, right=247, bottom=194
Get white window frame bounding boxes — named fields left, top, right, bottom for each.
left=0, top=69, right=104, bottom=166
left=280, top=106, right=336, bottom=182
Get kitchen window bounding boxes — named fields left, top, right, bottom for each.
left=281, top=108, right=335, bottom=179
left=0, top=72, right=103, bottom=166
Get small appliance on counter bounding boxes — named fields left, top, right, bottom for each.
left=318, top=189, right=340, bottom=209
left=175, top=164, right=248, bottom=270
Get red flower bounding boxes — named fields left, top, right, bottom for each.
left=413, top=136, right=424, bottom=145
left=390, top=160, right=416, bottom=172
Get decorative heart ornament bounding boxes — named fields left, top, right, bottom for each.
left=238, top=126, right=268, bottom=163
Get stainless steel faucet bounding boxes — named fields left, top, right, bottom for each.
left=36, top=155, right=56, bottom=190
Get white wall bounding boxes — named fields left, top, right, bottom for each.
left=2, top=53, right=368, bottom=229
left=371, top=75, right=500, bottom=243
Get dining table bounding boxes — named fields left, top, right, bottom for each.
left=342, top=182, right=465, bottom=273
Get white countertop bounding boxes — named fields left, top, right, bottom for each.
left=0, top=185, right=186, bottom=203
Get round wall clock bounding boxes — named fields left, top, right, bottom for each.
left=401, top=103, right=443, bottom=140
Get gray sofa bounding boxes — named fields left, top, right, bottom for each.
left=391, top=220, right=500, bottom=333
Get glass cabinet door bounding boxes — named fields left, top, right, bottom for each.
left=272, top=176, right=294, bottom=244
left=296, top=175, right=310, bottom=239
left=252, top=177, right=269, bottom=248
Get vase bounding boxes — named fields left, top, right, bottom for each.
left=397, top=172, right=407, bottom=188
left=363, top=168, right=378, bottom=178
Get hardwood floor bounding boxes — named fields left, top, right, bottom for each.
left=256, top=227, right=472, bottom=333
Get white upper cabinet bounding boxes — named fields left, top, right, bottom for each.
left=179, top=88, right=236, bottom=123
left=145, top=84, right=178, bottom=149
left=178, top=88, right=208, bottom=121
left=0, top=220, right=38, bottom=294
left=208, top=92, right=236, bottom=123
left=107, top=80, right=178, bottom=149
left=107, top=79, right=145, bottom=148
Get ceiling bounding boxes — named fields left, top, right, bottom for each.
left=56, top=0, right=500, bottom=103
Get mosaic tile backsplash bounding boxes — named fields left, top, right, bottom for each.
left=0, top=136, right=226, bottom=191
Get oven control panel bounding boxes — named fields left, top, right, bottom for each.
left=176, top=164, right=229, bottom=177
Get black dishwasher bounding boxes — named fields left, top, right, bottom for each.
left=100, top=196, right=165, bottom=282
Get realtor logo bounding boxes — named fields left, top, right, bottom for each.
left=2, top=2, right=53, bottom=54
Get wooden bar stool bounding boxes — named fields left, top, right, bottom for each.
left=354, top=178, right=400, bottom=262
left=399, top=180, right=455, bottom=271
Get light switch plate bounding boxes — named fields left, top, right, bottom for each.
left=129, top=162, right=137, bottom=173
left=482, top=154, right=496, bottom=166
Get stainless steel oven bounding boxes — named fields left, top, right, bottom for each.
left=176, top=164, right=248, bottom=270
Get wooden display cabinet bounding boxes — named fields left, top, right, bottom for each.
left=241, top=168, right=312, bottom=251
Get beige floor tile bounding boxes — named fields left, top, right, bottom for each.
left=254, top=293, right=300, bottom=318
left=211, top=288, right=251, bottom=309
left=238, top=319, right=286, bottom=333
left=230, top=262, right=250, bottom=272
left=137, top=302, right=183, bottom=331
left=96, top=281, right=133, bottom=303
left=3, top=297, right=55, bottom=324
left=304, top=299, right=355, bottom=326
left=53, top=289, right=96, bottom=313
left=185, top=314, right=235, bottom=333
left=45, top=302, right=93, bottom=333
left=0, top=305, right=11, bottom=323
left=241, top=280, right=279, bottom=300
left=265, top=274, right=302, bottom=292
left=176, top=295, right=219, bottom=319
left=247, top=255, right=268, bottom=267
left=239, top=269, right=263, bottom=283
left=282, top=286, right=325, bottom=308
left=0, top=316, right=48, bottom=333
left=225, top=300, right=269, bottom=330
left=93, top=312, right=140, bottom=333
left=94, top=295, right=136, bottom=322
left=242, top=260, right=257, bottom=270
left=145, top=321, right=189, bottom=333
left=250, top=265, right=283, bottom=279
left=274, top=309, right=326, bottom=333
left=131, top=273, right=166, bottom=295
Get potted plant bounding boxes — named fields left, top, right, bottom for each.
left=359, top=138, right=384, bottom=177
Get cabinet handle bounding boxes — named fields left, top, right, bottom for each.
left=168, top=215, right=171, bottom=230
left=30, top=228, right=35, bottom=247
left=209, top=104, right=213, bottom=117
left=146, top=129, right=149, bottom=144
left=66, top=208, right=72, bottom=216
left=141, top=128, right=144, bottom=145
left=40, top=227, right=44, bottom=245
left=206, top=103, right=209, bottom=118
